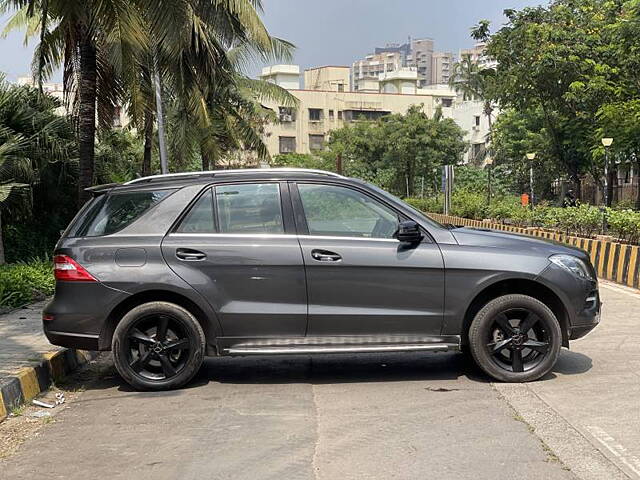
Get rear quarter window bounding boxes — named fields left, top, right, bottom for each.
left=70, top=189, right=174, bottom=237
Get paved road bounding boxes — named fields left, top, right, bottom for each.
left=1, top=282, right=638, bottom=480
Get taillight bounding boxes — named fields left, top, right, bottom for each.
left=53, top=255, right=97, bottom=282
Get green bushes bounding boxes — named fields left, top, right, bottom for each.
left=0, top=260, right=54, bottom=309
left=405, top=192, right=640, bottom=245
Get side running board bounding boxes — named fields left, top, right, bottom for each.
left=224, top=343, right=460, bottom=356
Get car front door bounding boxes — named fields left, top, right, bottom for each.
left=162, top=182, right=307, bottom=338
left=292, top=182, right=445, bottom=337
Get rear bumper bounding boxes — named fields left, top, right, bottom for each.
left=42, top=281, right=129, bottom=350
left=43, top=328, right=100, bottom=350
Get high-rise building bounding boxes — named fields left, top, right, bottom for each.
left=408, top=38, right=434, bottom=87
left=431, top=52, right=455, bottom=85
left=352, top=37, right=456, bottom=88
left=459, top=42, right=497, bottom=69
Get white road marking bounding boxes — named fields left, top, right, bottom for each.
left=585, top=425, right=640, bottom=478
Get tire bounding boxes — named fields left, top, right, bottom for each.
left=468, top=294, right=561, bottom=383
left=112, top=301, right=205, bottom=391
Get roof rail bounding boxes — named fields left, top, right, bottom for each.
left=124, top=168, right=344, bottom=185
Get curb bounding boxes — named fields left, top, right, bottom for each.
left=0, top=349, right=98, bottom=421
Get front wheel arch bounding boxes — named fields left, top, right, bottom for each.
left=461, top=279, right=570, bottom=348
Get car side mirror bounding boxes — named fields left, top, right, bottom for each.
left=395, top=220, right=423, bottom=244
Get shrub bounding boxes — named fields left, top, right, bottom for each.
left=608, top=209, right=640, bottom=244
left=0, top=260, right=54, bottom=309
left=404, top=196, right=443, bottom=214
left=451, top=191, right=488, bottom=220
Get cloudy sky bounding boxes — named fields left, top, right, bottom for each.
left=0, top=0, right=542, bottom=81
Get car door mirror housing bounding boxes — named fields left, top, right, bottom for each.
left=395, top=220, right=423, bottom=244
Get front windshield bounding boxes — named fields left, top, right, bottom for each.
left=362, top=182, right=445, bottom=230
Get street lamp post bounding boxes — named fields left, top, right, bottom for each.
left=526, top=153, right=536, bottom=208
left=485, top=157, right=494, bottom=205
left=601, top=138, right=614, bottom=233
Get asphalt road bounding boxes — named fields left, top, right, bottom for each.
left=1, top=282, right=637, bottom=480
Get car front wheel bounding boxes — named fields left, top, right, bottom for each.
left=468, top=294, right=562, bottom=383
left=112, top=301, right=205, bottom=391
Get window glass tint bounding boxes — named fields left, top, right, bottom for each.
left=298, top=184, right=398, bottom=238
left=215, top=184, right=284, bottom=234
left=176, top=189, right=215, bottom=233
left=77, top=190, right=172, bottom=237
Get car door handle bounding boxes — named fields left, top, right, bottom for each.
left=176, top=248, right=207, bottom=261
left=311, top=249, right=342, bottom=262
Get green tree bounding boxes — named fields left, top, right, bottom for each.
left=0, top=79, right=77, bottom=263
left=327, top=105, right=467, bottom=197
left=478, top=0, right=626, bottom=199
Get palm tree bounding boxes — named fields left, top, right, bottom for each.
left=0, top=78, right=76, bottom=263
left=1, top=0, right=146, bottom=205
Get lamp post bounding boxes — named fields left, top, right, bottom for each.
left=485, top=157, right=494, bottom=205
left=601, top=137, right=614, bottom=233
left=526, top=153, right=536, bottom=208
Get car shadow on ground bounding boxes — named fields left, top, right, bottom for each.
left=72, top=348, right=593, bottom=397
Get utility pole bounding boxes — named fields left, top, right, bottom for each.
left=601, top=138, right=614, bottom=233
left=526, top=153, right=536, bottom=209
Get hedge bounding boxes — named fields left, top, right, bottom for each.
left=0, top=260, right=55, bottom=309
left=406, top=192, right=640, bottom=245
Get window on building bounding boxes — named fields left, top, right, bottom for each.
left=338, top=111, right=343, bottom=120
left=215, top=184, right=284, bottom=234
left=309, top=134, right=325, bottom=151
left=474, top=115, right=481, bottom=127
left=279, top=136, right=296, bottom=154
left=337, top=84, right=345, bottom=92
left=329, top=110, right=335, bottom=120
left=309, top=108, right=323, bottom=121
left=441, top=98, right=453, bottom=108
left=278, top=106, right=296, bottom=122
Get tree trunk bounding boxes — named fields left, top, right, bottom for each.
left=77, top=26, right=97, bottom=206
left=201, top=148, right=210, bottom=171
left=142, top=110, right=153, bottom=177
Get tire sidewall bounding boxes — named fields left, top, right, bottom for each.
left=112, top=301, right=205, bottom=391
left=469, top=294, right=562, bottom=383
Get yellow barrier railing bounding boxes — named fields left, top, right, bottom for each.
left=427, top=212, right=640, bottom=289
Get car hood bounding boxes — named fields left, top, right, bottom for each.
left=450, top=227, right=589, bottom=260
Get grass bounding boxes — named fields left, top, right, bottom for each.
left=0, top=259, right=54, bottom=309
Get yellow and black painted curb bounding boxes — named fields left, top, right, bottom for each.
left=0, top=349, right=97, bottom=421
left=428, top=212, right=640, bottom=289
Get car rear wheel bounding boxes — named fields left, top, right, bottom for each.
left=112, top=301, right=205, bottom=391
left=468, top=294, right=561, bottom=382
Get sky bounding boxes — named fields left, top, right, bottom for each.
left=0, top=0, right=543, bottom=81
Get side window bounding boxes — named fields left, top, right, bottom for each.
left=297, top=184, right=399, bottom=239
left=215, top=183, right=284, bottom=234
left=176, top=188, right=215, bottom=233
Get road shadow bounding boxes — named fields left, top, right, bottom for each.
left=76, top=348, right=591, bottom=395
left=195, top=351, right=491, bottom=386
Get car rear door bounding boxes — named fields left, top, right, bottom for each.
left=292, top=181, right=445, bottom=337
left=161, top=182, right=307, bottom=338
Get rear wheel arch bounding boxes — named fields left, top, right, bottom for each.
left=100, top=290, right=218, bottom=354
left=461, top=279, right=570, bottom=348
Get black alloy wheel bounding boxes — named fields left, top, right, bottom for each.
left=469, top=294, right=562, bottom=383
left=113, top=302, right=205, bottom=391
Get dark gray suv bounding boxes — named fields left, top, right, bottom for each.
left=44, top=169, right=600, bottom=390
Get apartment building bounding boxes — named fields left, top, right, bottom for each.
left=352, top=50, right=405, bottom=91
left=431, top=52, right=455, bottom=85
left=304, top=66, right=350, bottom=92
left=408, top=38, right=434, bottom=86
left=459, top=42, right=497, bottom=69
left=260, top=65, right=458, bottom=157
